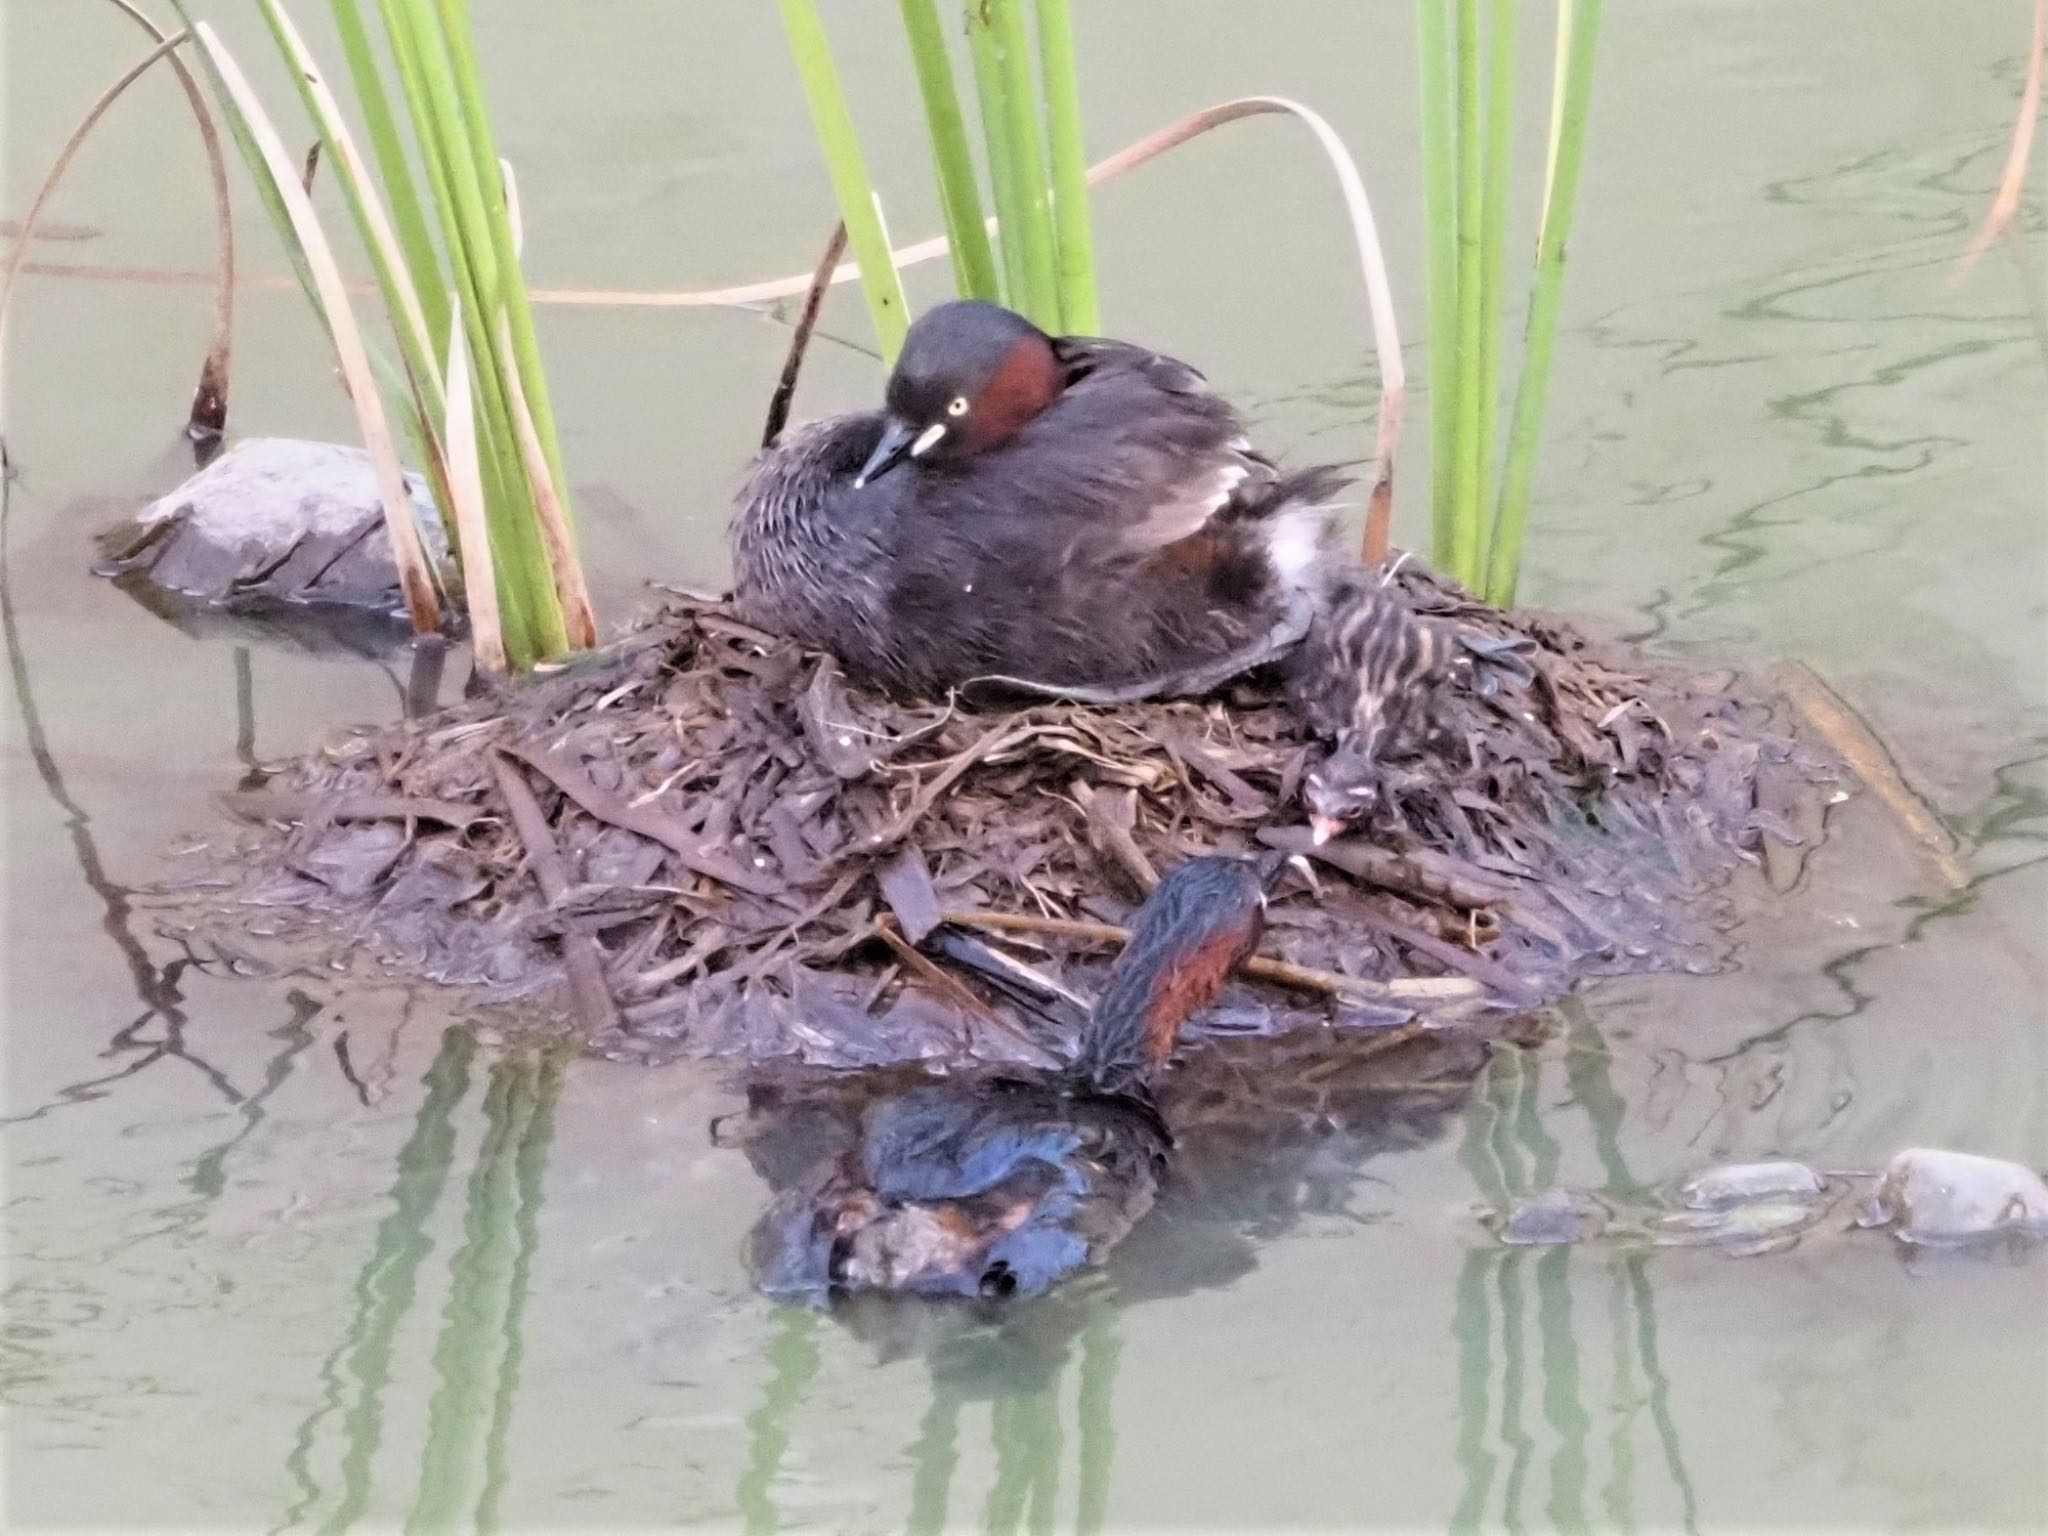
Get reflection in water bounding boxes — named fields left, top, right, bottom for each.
left=413, top=1047, right=563, bottom=1532
left=735, top=1307, right=822, bottom=1536
left=170, top=987, right=325, bottom=1232
left=905, top=1367, right=966, bottom=1536
left=723, top=1027, right=1489, bottom=1529
left=276, top=1032, right=564, bottom=1533
left=1451, top=1021, right=1700, bottom=1534
left=2, top=473, right=244, bottom=1122
left=732, top=1284, right=1128, bottom=1536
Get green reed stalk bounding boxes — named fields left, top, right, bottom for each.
left=1474, top=0, right=1517, bottom=580
left=1416, top=0, right=1459, bottom=571
left=252, top=0, right=439, bottom=394
left=898, top=0, right=1000, bottom=301
left=966, top=0, right=1059, bottom=328
left=1447, top=0, right=1484, bottom=584
left=1485, top=0, right=1601, bottom=606
left=434, top=0, right=578, bottom=521
left=989, top=0, right=1059, bottom=327
left=778, top=0, right=912, bottom=360
left=383, top=0, right=567, bottom=661
left=963, top=7, right=1026, bottom=305
left=327, top=0, right=447, bottom=354
left=1035, top=0, right=1098, bottom=333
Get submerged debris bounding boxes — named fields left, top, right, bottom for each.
left=177, top=564, right=1834, bottom=1070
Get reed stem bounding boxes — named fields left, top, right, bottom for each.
left=987, top=0, right=1059, bottom=327
left=1036, top=0, right=1098, bottom=332
left=1474, top=0, right=1517, bottom=580
left=1448, top=0, right=1484, bottom=585
left=1416, top=0, right=1460, bottom=571
left=776, top=0, right=912, bottom=360
left=327, top=0, right=448, bottom=354
left=1486, top=0, right=1602, bottom=606
left=898, top=0, right=1000, bottom=300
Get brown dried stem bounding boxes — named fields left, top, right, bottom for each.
left=100, top=0, right=235, bottom=435
left=762, top=221, right=849, bottom=449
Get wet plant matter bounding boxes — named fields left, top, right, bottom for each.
left=181, top=564, right=1834, bottom=1073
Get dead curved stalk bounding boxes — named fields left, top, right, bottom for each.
left=104, top=0, right=236, bottom=437
left=3, top=0, right=238, bottom=439
left=1, top=36, right=193, bottom=442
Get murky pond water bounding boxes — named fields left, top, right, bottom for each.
left=7, top=1, right=2046, bottom=1528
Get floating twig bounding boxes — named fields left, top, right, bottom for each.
left=1769, top=659, right=1970, bottom=890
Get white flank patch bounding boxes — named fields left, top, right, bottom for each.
left=1264, top=501, right=1331, bottom=587
left=1204, top=461, right=1251, bottom=514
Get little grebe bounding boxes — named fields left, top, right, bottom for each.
left=1284, top=569, right=1463, bottom=842
left=731, top=301, right=1347, bottom=699
left=747, top=854, right=1289, bottom=1299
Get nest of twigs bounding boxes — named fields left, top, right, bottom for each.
left=186, top=566, right=1834, bottom=1069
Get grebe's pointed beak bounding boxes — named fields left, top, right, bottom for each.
left=1309, top=815, right=1346, bottom=847
left=854, top=419, right=919, bottom=488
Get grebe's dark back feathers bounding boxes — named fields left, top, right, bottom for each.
left=730, top=303, right=1347, bottom=699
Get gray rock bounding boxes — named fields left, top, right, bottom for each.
left=1861, top=1148, right=2048, bottom=1245
left=97, top=437, right=447, bottom=616
left=1495, top=1189, right=1609, bottom=1246
left=1680, top=1159, right=1826, bottom=1210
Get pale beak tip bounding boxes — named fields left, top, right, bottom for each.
left=1309, top=817, right=1342, bottom=846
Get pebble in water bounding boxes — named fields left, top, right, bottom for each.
left=1494, top=1189, right=1610, bottom=1246
left=1650, top=1198, right=1829, bottom=1258
left=1680, top=1159, right=1826, bottom=1209
left=1860, top=1148, right=2048, bottom=1245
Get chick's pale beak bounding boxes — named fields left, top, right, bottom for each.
left=1310, top=815, right=1346, bottom=846
left=854, top=419, right=918, bottom=488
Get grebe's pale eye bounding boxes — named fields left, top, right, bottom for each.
left=946, top=396, right=970, bottom=417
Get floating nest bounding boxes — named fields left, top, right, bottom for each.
left=182, top=565, right=1837, bottom=1070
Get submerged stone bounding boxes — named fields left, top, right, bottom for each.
left=96, top=437, right=447, bottom=617
left=1496, top=1189, right=1609, bottom=1245
left=1862, top=1148, right=2048, bottom=1245
left=1680, top=1159, right=1826, bottom=1209
left=1650, top=1198, right=1827, bottom=1256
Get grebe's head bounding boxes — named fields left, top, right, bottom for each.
left=1304, top=731, right=1387, bottom=845
left=855, top=301, right=1062, bottom=486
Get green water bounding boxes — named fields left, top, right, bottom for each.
left=5, top=1, right=2045, bottom=1528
